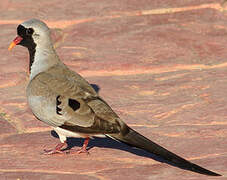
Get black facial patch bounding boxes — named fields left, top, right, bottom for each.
left=17, top=25, right=36, bottom=72
left=68, top=99, right=80, bottom=111
left=17, top=25, right=27, bottom=37
left=26, top=28, right=34, bottom=36
left=56, top=95, right=62, bottom=115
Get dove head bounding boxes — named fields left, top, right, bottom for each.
left=9, top=19, right=53, bottom=51
left=9, top=19, right=60, bottom=79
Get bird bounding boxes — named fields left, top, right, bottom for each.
left=8, top=19, right=221, bottom=176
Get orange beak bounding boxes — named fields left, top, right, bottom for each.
left=8, top=36, right=23, bottom=51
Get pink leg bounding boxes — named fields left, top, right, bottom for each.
left=63, top=137, right=90, bottom=155
left=77, top=137, right=90, bottom=154
left=43, top=141, right=67, bottom=155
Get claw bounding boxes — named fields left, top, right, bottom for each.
left=42, top=141, right=67, bottom=155
left=76, top=148, right=90, bottom=155
left=43, top=149, right=64, bottom=155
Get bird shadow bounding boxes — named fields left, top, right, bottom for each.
left=50, top=130, right=210, bottom=175
left=51, top=130, right=161, bottom=160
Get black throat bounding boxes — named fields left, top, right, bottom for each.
left=17, top=25, right=37, bottom=73
left=28, top=47, right=36, bottom=73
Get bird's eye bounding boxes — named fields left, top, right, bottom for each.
left=26, top=28, right=34, bottom=35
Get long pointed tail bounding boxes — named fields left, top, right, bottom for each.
left=108, top=127, right=221, bottom=176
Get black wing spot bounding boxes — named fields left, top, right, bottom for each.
left=56, top=95, right=62, bottom=115
left=68, top=99, right=80, bottom=111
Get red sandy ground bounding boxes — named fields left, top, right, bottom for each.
left=0, top=0, right=227, bottom=179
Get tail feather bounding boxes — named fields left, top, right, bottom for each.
left=108, top=127, right=221, bottom=176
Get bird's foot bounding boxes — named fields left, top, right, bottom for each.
left=64, top=147, right=89, bottom=155
left=77, top=137, right=90, bottom=154
left=43, top=142, right=67, bottom=155
left=43, top=149, right=64, bottom=155
left=65, top=137, right=90, bottom=155
left=76, top=147, right=90, bottom=155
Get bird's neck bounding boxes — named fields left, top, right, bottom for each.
left=28, top=47, right=36, bottom=73
left=28, top=45, right=60, bottom=80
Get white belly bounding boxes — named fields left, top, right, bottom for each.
left=53, top=127, right=106, bottom=143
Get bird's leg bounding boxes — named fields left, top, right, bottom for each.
left=43, top=141, right=67, bottom=155
left=76, top=137, right=90, bottom=154
left=77, top=137, right=90, bottom=154
left=64, top=137, right=90, bottom=155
